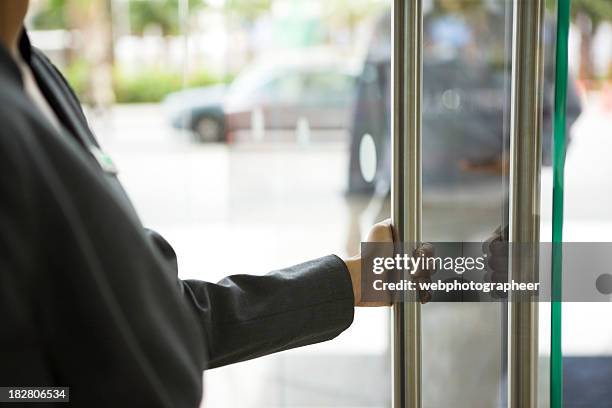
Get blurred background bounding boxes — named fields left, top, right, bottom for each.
left=24, top=0, right=611, bottom=407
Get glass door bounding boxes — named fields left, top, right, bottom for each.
left=27, top=0, right=608, bottom=406
left=390, top=0, right=572, bottom=407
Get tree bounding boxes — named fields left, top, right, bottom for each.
left=572, top=0, right=612, bottom=26
left=571, top=0, right=612, bottom=81
left=129, top=0, right=206, bottom=36
left=433, top=0, right=484, bottom=14
left=64, top=0, right=115, bottom=109
left=30, top=0, right=67, bottom=29
left=323, top=0, right=388, bottom=42
left=223, top=0, right=272, bottom=25
left=29, top=0, right=115, bottom=108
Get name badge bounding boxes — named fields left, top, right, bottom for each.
left=89, top=145, right=118, bottom=175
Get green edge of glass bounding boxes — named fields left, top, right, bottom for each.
left=551, top=0, right=571, bottom=406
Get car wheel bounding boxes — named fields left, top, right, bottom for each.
left=193, top=116, right=224, bottom=143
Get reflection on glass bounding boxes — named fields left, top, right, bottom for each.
left=360, top=133, right=378, bottom=183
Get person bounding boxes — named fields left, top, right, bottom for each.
left=0, top=2, right=393, bottom=406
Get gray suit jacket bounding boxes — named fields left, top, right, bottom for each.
left=0, top=32, right=354, bottom=407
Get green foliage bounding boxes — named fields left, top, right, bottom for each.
left=548, top=0, right=612, bottom=24
left=113, top=69, right=180, bottom=103
left=224, top=0, right=272, bottom=23
left=129, top=0, right=206, bottom=36
left=432, top=0, right=484, bottom=14
left=30, top=0, right=67, bottom=29
left=63, top=58, right=90, bottom=101
left=31, top=0, right=206, bottom=34
left=63, top=62, right=227, bottom=104
left=113, top=68, right=224, bottom=103
left=323, top=0, right=388, bottom=25
left=572, top=0, right=612, bottom=25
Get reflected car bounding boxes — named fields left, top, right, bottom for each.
left=164, top=51, right=357, bottom=143
left=348, top=9, right=581, bottom=194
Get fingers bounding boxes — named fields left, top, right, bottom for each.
left=357, top=219, right=393, bottom=307
left=360, top=221, right=437, bottom=306
left=358, top=299, right=392, bottom=307
left=366, top=219, right=393, bottom=243
left=483, top=225, right=510, bottom=298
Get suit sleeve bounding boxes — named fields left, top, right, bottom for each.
left=146, top=230, right=355, bottom=369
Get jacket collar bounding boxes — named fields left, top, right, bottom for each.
left=1, top=30, right=118, bottom=175
left=25, top=31, right=118, bottom=174
left=19, top=29, right=32, bottom=64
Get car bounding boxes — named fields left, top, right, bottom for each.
left=164, top=84, right=228, bottom=143
left=164, top=49, right=358, bottom=143
left=223, top=51, right=357, bottom=143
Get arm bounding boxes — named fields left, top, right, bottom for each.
left=25, top=44, right=375, bottom=373
left=183, top=255, right=354, bottom=369
left=146, top=230, right=353, bottom=369
left=146, top=221, right=392, bottom=369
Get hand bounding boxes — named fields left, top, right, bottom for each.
left=482, top=224, right=509, bottom=299
left=344, top=219, right=394, bottom=307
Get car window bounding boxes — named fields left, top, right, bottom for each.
left=301, top=72, right=354, bottom=105
left=257, top=72, right=304, bottom=103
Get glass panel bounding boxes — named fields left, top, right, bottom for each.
left=26, top=1, right=390, bottom=406
left=558, top=0, right=612, bottom=406
left=418, top=1, right=512, bottom=406
left=413, top=0, right=557, bottom=406
left=177, top=1, right=391, bottom=407
left=385, top=1, right=519, bottom=405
